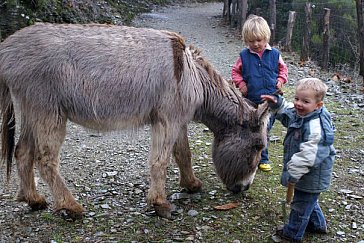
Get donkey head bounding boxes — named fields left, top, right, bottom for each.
left=212, top=101, right=270, bottom=193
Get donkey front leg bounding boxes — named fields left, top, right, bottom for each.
left=34, top=121, right=84, bottom=220
left=147, top=121, right=181, bottom=219
left=173, top=124, right=202, bottom=192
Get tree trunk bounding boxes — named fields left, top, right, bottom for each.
left=284, top=11, right=296, bottom=52
left=239, top=0, right=248, bottom=35
left=356, top=0, right=364, bottom=80
left=300, top=3, right=312, bottom=61
left=231, top=0, right=237, bottom=27
left=223, top=0, right=231, bottom=23
left=269, top=0, right=276, bottom=45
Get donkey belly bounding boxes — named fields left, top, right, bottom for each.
left=67, top=112, right=152, bottom=132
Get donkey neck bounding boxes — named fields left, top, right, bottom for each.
left=193, top=86, right=244, bottom=134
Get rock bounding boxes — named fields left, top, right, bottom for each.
left=336, top=231, right=345, bottom=236
left=187, top=209, right=199, bottom=217
left=348, top=194, right=363, bottom=200
left=101, top=204, right=110, bottom=209
left=339, top=189, right=353, bottom=194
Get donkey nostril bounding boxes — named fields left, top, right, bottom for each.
left=227, top=184, right=242, bottom=194
left=242, top=184, right=250, bottom=191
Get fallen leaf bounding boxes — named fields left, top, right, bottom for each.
left=298, top=60, right=306, bottom=67
left=342, top=76, right=352, bottom=83
left=330, top=73, right=341, bottom=81
left=213, top=202, right=239, bottom=211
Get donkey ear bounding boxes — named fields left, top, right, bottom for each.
left=257, top=101, right=270, bottom=123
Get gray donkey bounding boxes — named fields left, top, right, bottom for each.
left=0, top=23, right=270, bottom=220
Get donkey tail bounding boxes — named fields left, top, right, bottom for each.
left=0, top=82, right=16, bottom=182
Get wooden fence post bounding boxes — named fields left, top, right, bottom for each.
left=269, top=0, right=276, bottom=45
left=300, top=3, right=312, bottom=61
left=284, top=11, right=296, bottom=52
left=321, top=8, right=330, bottom=70
left=356, top=0, right=364, bottom=80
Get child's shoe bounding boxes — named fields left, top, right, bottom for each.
left=275, top=228, right=303, bottom=243
left=306, top=225, right=328, bottom=234
left=258, top=163, right=272, bottom=172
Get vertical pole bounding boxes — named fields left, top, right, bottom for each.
left=284, top=11, right=296, bottom=52
left=321, top=8, right=330, bottom=70
left=223, top=0, right=229, bottom=20
left=239, top=0, right=248, bottom=34
left=356, top=0, right=364, bottom=80
left=269, top=0, right=276, bottom=45
left=300, top=3, right=312, bottom=61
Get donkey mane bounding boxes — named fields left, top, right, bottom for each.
left=185, top=44, right=257, bottom=129
left=189, top=45, right=231, bottom=95
left=161, top=29, right=245, bottom=115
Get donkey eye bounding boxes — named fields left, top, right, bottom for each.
left=254, top=144, right=265, bottom=151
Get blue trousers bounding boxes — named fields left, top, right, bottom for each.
left=260, top=113, right=275, bottom=164
left=283, top=189, right=327, bottom=241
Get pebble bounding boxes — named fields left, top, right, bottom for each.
left=187, top=210, right=199, bottom=217
left=339, top=189, right=353, bottom=194
left=101, top=204, right=110, bottom=209
left=337, top=231, right=345, bottom=236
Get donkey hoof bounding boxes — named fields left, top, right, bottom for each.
left=28, top=200, right=48, bottom=211
left=181, top=179, right=203, bottom=193
left=57, top=209, right=84, bottom=221
left=186, top=184, right=202, bottom=193
left=154, top=202, right=172, bottom=219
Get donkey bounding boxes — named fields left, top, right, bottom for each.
left=0, top=23, right=270, bottom=220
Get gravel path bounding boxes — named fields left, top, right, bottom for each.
left=133, top=2, right=243, bottom=78
left=1, top=2, right=363, bottom=242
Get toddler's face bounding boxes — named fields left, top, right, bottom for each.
left=247, top=38, right=267, bottom=53
left=293, top=88, right=323, bottom=117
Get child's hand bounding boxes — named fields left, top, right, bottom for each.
left=261, top=95, right=277, bottom=103
left=276, top=80, right=284, bottom=89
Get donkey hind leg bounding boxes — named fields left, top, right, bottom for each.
left=15, top=134, right=48, bottom=210
left=147, top=121, right=182, bottom=219
left=173, top=124, right=202, bottom=193
left=34, top=121, right=84, bottom=220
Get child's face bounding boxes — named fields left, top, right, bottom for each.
left=294, top=88, right=323, bottom=117
left=247, top=38, right=268, bottom=53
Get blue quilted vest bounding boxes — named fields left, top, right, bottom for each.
left=240, top=48, right=280, bottom=104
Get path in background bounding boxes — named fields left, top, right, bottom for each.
left=133, top=2, right=243, bottom=79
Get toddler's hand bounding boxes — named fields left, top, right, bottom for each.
left=276, top=80, right=283, bottom=89
left=261, top=95, right=277, bottom=103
